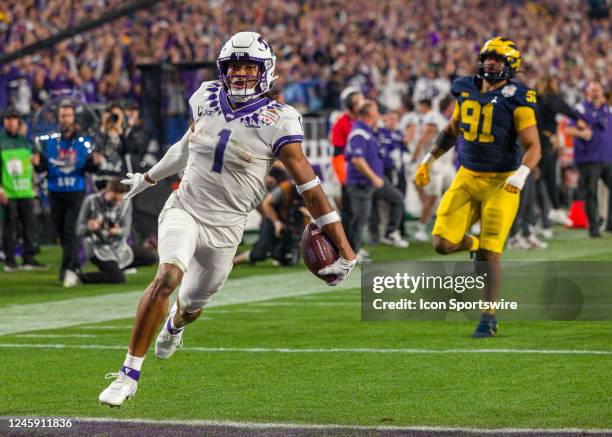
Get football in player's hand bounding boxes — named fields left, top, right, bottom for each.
left=301, top=223, right=339, bottom=284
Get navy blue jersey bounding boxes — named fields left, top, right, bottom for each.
left=451, top=76, right=537, bottom=172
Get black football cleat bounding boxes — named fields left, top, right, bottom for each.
left=472, top=318, right=498, bottom=338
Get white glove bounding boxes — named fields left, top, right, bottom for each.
left=503, top=165, right=531, bottom=193
left=318, top=256, right=357, bottom=286
left=121, top=172, right=156, bottom=200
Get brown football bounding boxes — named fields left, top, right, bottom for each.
left=301, top=223, right=339, bottom=283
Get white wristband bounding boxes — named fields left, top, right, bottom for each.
left=315, top=210, right=341, bottom=228
left=296, top=176, right=321, bottom=194
left=420, top=152, right=436, bottom=166
left=513, top=164, right=531, bottom=185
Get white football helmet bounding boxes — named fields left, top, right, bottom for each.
left=217, top=32, right=276, bottom=103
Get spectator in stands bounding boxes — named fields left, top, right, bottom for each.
left=233, top=179, right=307, bottom=267
left=49, top=50, right=77, bottom=95
left=35, top=101, right=100, bottom=287
left=345, top=100, right=407, bottom=260
left=566, top=81, right=612, bottom=237
left=76, top=178, right=157, bottom=284
left=374, top=60, right=407, bottom=112
left=1, top=0, right=610, bottom=116
left=412, top=67, right=451, bottom=112
left=0, top=109, right=47, bottom=271
left=31, top=67, right=51, bottom=112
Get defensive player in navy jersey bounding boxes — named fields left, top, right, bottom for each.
left=414, top=37, right=541, bottom=337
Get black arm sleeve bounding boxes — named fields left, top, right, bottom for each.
left=432, top=130, right=457, bottom=158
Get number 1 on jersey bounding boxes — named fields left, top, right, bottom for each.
left=212, top=129, right=231, bottom=173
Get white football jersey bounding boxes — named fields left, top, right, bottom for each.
left=422, top=110, right=454, bottom=168
left=176, top=80, right=303, bottom=231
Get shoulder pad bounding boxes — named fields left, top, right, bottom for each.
left=504, top=81, right=537, bottom=107
left=272, top=102, right=300, bottom=116
left=451, top=76, right=475, bottom=97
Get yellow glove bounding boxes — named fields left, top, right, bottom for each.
left=414, top=163, right=431, bottom=186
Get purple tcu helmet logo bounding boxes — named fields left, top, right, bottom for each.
left=258, top=36, right=270, bottom=51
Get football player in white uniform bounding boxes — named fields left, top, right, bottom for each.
left=412, top=96, right=457, bottom=242
left=99, top=32, right=356, bottom=407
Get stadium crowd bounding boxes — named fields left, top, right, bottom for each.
left=1, top=0, right=610, bottom=115
left=0, top=0, right=610, bottom=280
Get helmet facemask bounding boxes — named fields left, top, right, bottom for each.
left=219, top=58, right=274, bottom=103
left=477, top=52, right=514, bottom=83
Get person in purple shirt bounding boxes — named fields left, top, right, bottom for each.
left=345, top=100, right=407, bottom=258
left=371, top=111, right=407, bottom=242
left=48, top=53, right=75, bottom=95
left=74, top=64, right=101, bottom=103
left=566, top=81, right=612, bottom=237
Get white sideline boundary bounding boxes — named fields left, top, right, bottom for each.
left=14, top=416, right=611, bottom=435
left=0, top=343, right=611, bottom=355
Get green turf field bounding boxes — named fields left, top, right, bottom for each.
left=1, top=229, right=611, bottom=433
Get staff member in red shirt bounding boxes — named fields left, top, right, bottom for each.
left=331, top=87, right=364, bottom=239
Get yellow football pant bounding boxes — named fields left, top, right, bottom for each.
left=432, top=166, right=520, bottom=253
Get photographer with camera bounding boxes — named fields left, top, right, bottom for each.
left=94, top=102, right=127, bottom=191
left=76, top=178, right=157, bottom=284
left=122, top=101, right=151, bottom=175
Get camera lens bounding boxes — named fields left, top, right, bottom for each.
left=110, top=114, right=119, bottom=123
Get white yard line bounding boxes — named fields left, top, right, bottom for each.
left=8, top=416, right=609, bottom=434
left=14, top=334, right=97, bottom=338
left=0, top=270, right=358, bottom=336
left=0, top=343, right=610, bottom=355
left=253, top=302, right=358, bottom=306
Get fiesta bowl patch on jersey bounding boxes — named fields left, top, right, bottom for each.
left=260, top=108, right=280, bottom=126
left=501, top=84, right=517, bottom=97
